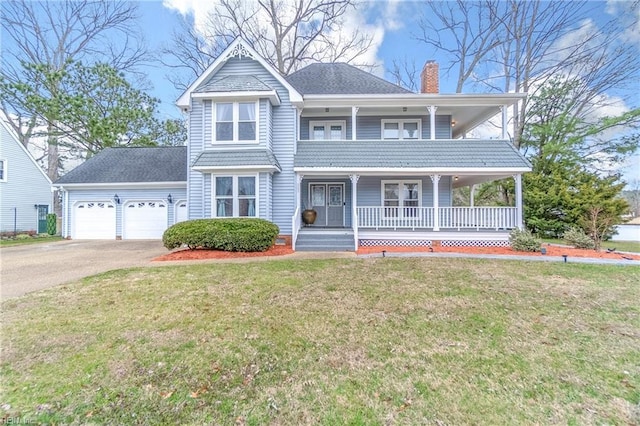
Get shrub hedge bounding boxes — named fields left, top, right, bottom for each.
left=162, top=218, right=279, bottom=252
left=509, top=228, right=542, bottom=252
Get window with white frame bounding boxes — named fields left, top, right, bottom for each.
left=214, top=102, right=257, bottom=143
left=0, top=160, right=6, bottom=181
left=381, top=119, right=421, bottom=140
left=214, top=175, right=257, bottom=217
left=382, top=180, right=421, bottom=217
left=309, top=121, right=346, bottom=140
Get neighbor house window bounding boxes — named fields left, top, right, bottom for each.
left=381, top=119, right=421, bottom=140
left=309, top=121, right=346, bottom=140
left=214, top=175, right=257, bottom=217
left=214, top=102, right=257, bottom=143
left=0, top=160, right=6, bottom=182
left=382, top=180, right=421, bottom=217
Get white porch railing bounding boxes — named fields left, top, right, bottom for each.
left=357, top=206, right=517, bottom=230
left=292, top=206, right=301, bottom=249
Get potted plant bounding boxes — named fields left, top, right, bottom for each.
left=302, top=205, right=317, bottom=225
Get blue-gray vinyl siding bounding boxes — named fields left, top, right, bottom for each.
left=356, top=176, right=452, bottom=207
left=188, top=56, right=296, bottom=234
left=299, top=114, right=451, bottom=140
left=63, top=187, right=187, bottom=238
left=0, top=124, right=51, bottom=233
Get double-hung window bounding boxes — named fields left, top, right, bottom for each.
left=381, top=119, right=421, bottom=140
left=214, top=102, right=257, bottom=143
left=309, top=121, right=346, bottom=140
left=214, top=175, right=257, bottom=217
left=382, top=180, right=421, bottom=220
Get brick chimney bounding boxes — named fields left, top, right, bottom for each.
left=420, top=60, right=439, bottom=94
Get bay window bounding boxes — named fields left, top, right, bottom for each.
left=214, top=102, right=257, bottom=143
left=214, top=175, right=257, bottom=217
left=381, top=119, right=421, bottom=140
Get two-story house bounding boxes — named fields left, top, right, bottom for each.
left=54, top=38, right=531, bottom=250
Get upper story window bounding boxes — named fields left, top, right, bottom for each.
left=0, top=160, right=6, bottom=182
left=309, top=120, right=346, bottom=140
left=382, top=119, right=421, bottom=140
left=214, top=102, right=257, bottom=143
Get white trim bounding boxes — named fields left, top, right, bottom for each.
left=52, top=182, right=186, bottom=189
left=0, top=114, right=52, bottom=184
left=211, top=173, right=260, bottom=218
left=212, top=101, right=259, bottom=144
left=381, top=119, right=421, bottom=140
left=192, top=90, right=281, bottom=106
left=301, top=93, right=526, bottom=108
left=176, top=37, right=303, bottom=108
left=309, top=120, right=347, bottom=140
left=193, top=165, right=280, bottom=172
left=381, top=180, right=422, bottom=223
left=0, top=159, right=7, bottom=182
left=294, top=167, right=531, bottom=174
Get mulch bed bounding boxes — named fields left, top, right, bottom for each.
left=153, top=244, right=639, bottom=261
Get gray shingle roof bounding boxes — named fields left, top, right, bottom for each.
left=193, top=149, right=281, bottom=171
left=55, top=146, right=187, bottom=184
left=286, top=63, right=411, bottom=95
left=195, top=75, right=273, bottom=93
left=294, top=140, right=531, bottom=169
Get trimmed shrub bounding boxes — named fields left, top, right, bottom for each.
left=162, top=218, right=279, bottom=252
left=509, top=229, right=542, bottom=252
left=563, top=226, right=595, bottom=249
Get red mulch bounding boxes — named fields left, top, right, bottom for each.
left=153, top=244, right=639, bottom=261
left=153, top=245, right=294, bottom=261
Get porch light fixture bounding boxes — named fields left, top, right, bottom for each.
left=34, top=204, right=38, bottom=209
left=114, top=194, right=120, bottom=204
left=167, top=194, right=173, bottom=204
left=325, top=107, right=330, bottom=112
left=454, top=176, right=459, bottom=181
left=402, top=107, right=407, bottom=112
left=451, top=120, right=456, bottom=127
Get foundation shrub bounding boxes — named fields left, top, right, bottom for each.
left=509, top=229, right=542, bottom=252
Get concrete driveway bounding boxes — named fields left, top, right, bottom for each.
left=1, top=240, right=168, bottom=300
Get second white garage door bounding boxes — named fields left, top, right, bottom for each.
left=123, top=201, right=168, bottom=239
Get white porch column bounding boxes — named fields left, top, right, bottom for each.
left=470, top=184, right=475, bottom=207
left=295, top=173, right=303, bottom=212
left=514, top=173, right=523, bottom=229
left=428, top=105, right=437, bottom=140
left=501, top=105, right=508, bottom=140
left=351, top=106, right=359, bottom=140
left=349, top=174, right=360, bottom=250
left=430, top=174, right=441, bottom=231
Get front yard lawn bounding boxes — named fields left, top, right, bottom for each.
left=0, top=235, right=64, bottom=247
left=1, top=258, right=639, bottom=424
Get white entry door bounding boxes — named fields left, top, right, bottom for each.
left=73, top=201, right=116, bottom=239
left=123, top=201, right=168, bottom=239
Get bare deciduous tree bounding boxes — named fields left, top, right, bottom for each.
left=162, top=0, right=374, bottom=90
left=1, top=0, right=148, bottom=180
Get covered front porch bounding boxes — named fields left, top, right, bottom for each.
left=291, top=171, right=525, bottom=251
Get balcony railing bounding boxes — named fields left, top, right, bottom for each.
left=357, top=206, right=517, bottom=230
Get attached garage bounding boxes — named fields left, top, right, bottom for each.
left=123, top=200, right=168, bottom=239
left=73, top=201, right=116, bottom=239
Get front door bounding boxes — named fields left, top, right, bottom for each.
left=309, top=183, right=344, bottom=227
left=36, top=205, right=48, bottom=234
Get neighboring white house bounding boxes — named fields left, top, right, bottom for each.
left=53, top=38, right=531, bottom=249
left=0, top=114, right=53, bottom=234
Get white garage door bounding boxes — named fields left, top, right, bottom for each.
left=123, top=201, right=168, bottom=239
left=175, top=201, right=188, bottom=223
left=74, top=201, right=116, bottom=239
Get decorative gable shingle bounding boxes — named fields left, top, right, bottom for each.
left=286, top=63, right=411, bottom=95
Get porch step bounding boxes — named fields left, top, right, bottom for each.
left=295, top=230, right=355, bottom=252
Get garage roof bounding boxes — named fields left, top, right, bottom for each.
left=54, top=146, right=187, bottom=184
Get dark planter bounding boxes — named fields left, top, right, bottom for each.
left=302, top=209, right=317, bottom=225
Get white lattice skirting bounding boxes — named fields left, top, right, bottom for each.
left=359, top=239, right=433, bottom=247
left=440, top=240, right=511, bottom=247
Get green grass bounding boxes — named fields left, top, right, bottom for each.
left=541, top=238, right=640, bottom=253
left=2, top=258, right=639, bottom=424
left=0, top=235, right=64, bottom=247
